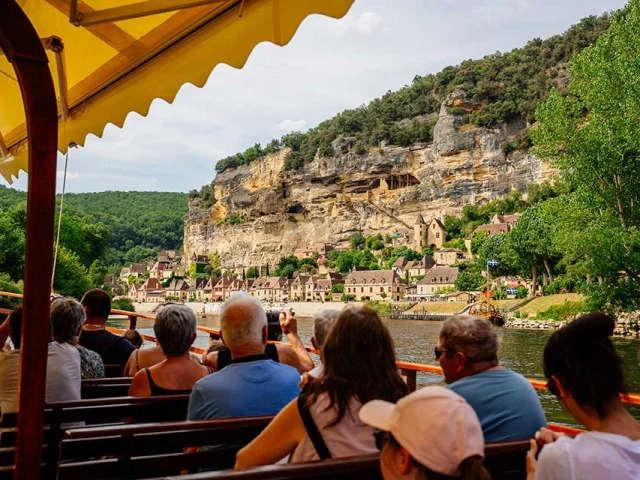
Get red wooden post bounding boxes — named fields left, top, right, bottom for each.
left=127, top=315, right=138, bottom=330
left=400, top=368, right=417, bottom=392
left=0, top=1, right=58, bottom=479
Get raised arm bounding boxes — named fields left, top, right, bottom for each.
left=279, top=310, right=314, bottom=373
left=235, top=397, right=306, bottom=469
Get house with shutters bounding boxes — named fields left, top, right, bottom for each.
left=417, top=266, right=459, bottom=296
left=344, top=270, right=407, bottom=302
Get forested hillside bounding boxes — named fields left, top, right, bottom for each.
left=195, top=14, right=610, bottom=186
left=0, top=187, right=187, bottom=298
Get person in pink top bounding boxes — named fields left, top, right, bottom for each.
left=235, top=305, right=408, bottom=467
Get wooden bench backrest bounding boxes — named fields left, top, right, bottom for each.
left=57, top=417, right=274, bottom=480
left=57, top=432, right=530, bottom=480
left=81, top=383, right=132, bottom=399
left=0, top=395, right=190, bottom=477
left=60, top=416, right=273, bottom=460
left=152, top=441, right=531, bottom=480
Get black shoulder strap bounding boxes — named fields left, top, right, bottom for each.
left=217, top=348, right=231, bottom=370
left=266, top=343, right=279, bottom=363
left=297, top=392, right=332, bottom=460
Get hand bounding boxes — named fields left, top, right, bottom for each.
left=526, top=439, right=538, bottom=480
left=299, top=372, right=310, bottom=389
left=535, top=427, right=564, bottom=446
left=279, top=309, right=298, bottom=336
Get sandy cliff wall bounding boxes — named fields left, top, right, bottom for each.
left=184, top=91, right=555, bottom=269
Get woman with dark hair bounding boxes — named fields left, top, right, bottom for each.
left=527, top=313, right=640, bottom=479
left=235, top=305, right=408, bottom=468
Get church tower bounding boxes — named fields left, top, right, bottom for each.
left=413, top=213, right=427, bottom=250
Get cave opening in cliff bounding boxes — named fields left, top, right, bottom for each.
left=386, top=174, right=420, bottom=190
left=287, top=204, right=307, bottom=214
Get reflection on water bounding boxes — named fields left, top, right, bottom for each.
left=124, top=315, right=640, bottom=427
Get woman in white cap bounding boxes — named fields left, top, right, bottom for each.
left=360, top=386, right=490, bottom=480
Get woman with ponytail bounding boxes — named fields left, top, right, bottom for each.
left=360, top=386, right=490, bottom=480
left=527, top=312, right=640, bottom=479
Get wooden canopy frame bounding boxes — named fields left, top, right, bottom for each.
left=0, top=1, right=58, bottom=478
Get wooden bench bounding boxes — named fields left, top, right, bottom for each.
left=160, top=454, right=382, bottom=480
left=0, top=395, right=190, bottom=478
left=56, top=416, right=274, bottom=479
left=82, top=377, right=133, bottom=399
left=157, top=441, right=531, bottom=480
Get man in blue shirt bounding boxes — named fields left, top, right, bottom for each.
left=188, top=293, right=300, bottom=420
left=436, top=316, right=546, bottom=442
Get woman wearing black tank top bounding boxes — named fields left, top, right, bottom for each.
left=129, top=305, right=212, bottom=397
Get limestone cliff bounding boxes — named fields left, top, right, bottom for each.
left=184, top=91, right=555, bottom=269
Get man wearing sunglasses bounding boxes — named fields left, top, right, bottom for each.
left=436, top=316, right=546, bottom=442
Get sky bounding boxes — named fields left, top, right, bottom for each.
left=8, top=0, right=629, bottom=193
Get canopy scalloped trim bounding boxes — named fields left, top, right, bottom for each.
left=0, top=0, right=355, bottom=183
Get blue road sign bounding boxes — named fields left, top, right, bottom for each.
left=506, top=288, right=518, bottom=295
left=487, top=259, right=499, bottom=267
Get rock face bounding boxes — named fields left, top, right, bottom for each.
left=184, top=91, right=556, bottom=269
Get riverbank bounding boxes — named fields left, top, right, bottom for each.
left=505, top=313, right=640, bottom=339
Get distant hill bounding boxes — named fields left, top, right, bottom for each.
left=0, top=187, right=187, bottom=266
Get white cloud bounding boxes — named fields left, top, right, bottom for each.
left=354, top=12, right=383, bottom=34
left=473, top=0, right=531, bottom=25
left=275, top=119, right=307, bottom=132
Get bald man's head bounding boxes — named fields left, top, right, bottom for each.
left=220, top=293, right=267, bottom=351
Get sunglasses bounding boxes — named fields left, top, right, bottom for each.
left=434, top=346, right=448, bottom=360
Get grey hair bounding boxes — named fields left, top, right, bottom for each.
left=154, top=304, right=197, bottom=357
left=220, top=292, right=266, bottom=351
left=50, top=298, right=86, bottom=343
left=439, top=316, right=499, bottom=364
left=313, top=309, right=340, bottom=350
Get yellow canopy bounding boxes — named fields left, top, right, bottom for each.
left=0, top=0, right=354, bottom=183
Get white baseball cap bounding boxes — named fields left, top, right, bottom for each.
left=359, top=386, right=484, bottom=476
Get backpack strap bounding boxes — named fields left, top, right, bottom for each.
left=297, top=392, right=332, bottom=460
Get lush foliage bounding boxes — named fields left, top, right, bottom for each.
left=536, top=301, right=585, bottom=321
left=112, top=298, right=135, bottom=312
left=0, top=188, right=187, bottom=297
left=273, top=256, right=318, bottom=279
left=199, top=14, right=610, bottom=184
left=528, top=0, right=640, bottom=312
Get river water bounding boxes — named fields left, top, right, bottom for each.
left=129, top=315, right=640, bottom=427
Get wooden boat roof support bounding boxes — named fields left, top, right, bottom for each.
left=0, top=2, right=58, bottom=478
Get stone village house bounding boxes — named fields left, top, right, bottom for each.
left=344, top=270, right=406, bottom=302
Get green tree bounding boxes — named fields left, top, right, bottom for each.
left=112, top=298, right=135, bottom=312
left=88, top=260, right=108, bottom=288
left=0, top=211, right=25, bottom=282
left=246, top=266, right=259, bottom=279
left=53, top=247, right=92, bottom=298
left=455, top=270, right=485, bottom=291
left=350, top=232, right=365, bottom=250
left=531, top=0, right=640, bottom=311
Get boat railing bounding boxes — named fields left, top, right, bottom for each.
left=1, top=290, right=639, bottom=423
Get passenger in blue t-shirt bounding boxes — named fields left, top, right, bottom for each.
left=436, top=317, right=546, bottom=442
left=187, top=293, right=300, bottom=421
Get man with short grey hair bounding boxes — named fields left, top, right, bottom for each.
left=187, top=293, right=300, bottom=420
left=436, top=316, right=546, bottom=442
left=307, top=309, right=340, bottom=378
